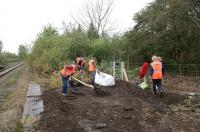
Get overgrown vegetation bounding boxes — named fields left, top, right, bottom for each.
left=0, top=52, right=18, bottom=65
left=28, top=0, right=200, bottom=82
left=129, top=0, right=200, bottom=64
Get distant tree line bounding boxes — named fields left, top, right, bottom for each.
left=0, top=41, right=19, bottom=65
left=0, top=40, right=29, bottom=65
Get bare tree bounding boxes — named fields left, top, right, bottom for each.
left=72, top=0, right=115, bottom=35
left=0, top=40, right=2, bottom=53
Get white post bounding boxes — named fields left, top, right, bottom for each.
left=113, top=61, right=116, bottom=79
left=120, top=62, right=124, bottom=80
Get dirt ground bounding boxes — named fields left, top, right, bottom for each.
left=39, top=80, right=200, bottom=132
left=163, top=74, right=200, bottom=93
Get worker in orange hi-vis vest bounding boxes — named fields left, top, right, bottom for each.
left=88, top=58, right=97, bottom=86
left=60, top=64, right=76, bottom=96
left=150, top=55, right=165, bottom=97
left=75, top=56, right=85, bottom=73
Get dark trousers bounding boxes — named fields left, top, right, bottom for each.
left=61, top=76, right=75, bottom=94
left=90, top=71, right=96, bottom=85
left=81, top=64, right=85, bottom=71
left=152, top=79, right=163, bottom=94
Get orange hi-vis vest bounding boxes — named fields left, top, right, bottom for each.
left=88, top=60, right=96, bottom=72
left=60, top=65, right=76, bottom=77
left=151, top=61, right=163, bottom=79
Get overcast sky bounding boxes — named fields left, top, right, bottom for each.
left=0, top=0, right=153, bottom=54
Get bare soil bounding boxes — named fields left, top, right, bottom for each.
left=163, top=74, right=200, bottom=93
left=39, top=80, right=200, bottom=132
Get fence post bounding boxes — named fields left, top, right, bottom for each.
left=196, top=71, right=198, bottom=80
left=127, top=55, right=130, bottom=70
left=113, top=61, right=116, bottom=79
left=179, top=64, right=182, bottom=76
left=123, top=68, right=129, bottom=81
left=195, top=65, right=198, bottom=80
left=120, top=62, right=124, bottom=80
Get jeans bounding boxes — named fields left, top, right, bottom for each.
left=61, top=76, right=75, bottom=94
left=152, top=79, right=163, bottom=94
left=91, top=71, right=96, bottom=85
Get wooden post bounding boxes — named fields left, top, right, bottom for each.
left=179, top=64, right=182, bottom=78
left=195, top=65, right=198, bottom=80
left=123, top=68, right=129, bottom=81
left=113, top=61, right=116, bottom=79
left=196, top=71, right=198, bottom=80
left=120, top=62, right=124, bottom=80
left=127, top=55, right=130, bottom=70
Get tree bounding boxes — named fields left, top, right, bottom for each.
left=0, top=52, right=18, bottom=64
left=131, top=0, right=200, bottom=64
left=87, top=22, right=99, bottom=39
left=18, top=45, right=28, bottom=60
left=72, top=0, right=114, bottom=36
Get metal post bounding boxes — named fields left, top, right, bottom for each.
left=113, top=61, right=116, bottom=79
left=179, top=64, right=182, bottom=76
left=179, top=64, right=182, bottom=80
left=120, top=62, right=124, bottom=80
left=196, top=71, right=198, bottom=80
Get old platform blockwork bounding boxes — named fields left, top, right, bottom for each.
left=21, top=81, right=44, bottom=131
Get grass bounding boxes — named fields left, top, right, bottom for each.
left=0, top=65, right=30, bottom=132
left=16, top=121, right=23, bottom=132
left=0, top=68, right=23, bottom=98
left=5, top=76, right=18, bottom=86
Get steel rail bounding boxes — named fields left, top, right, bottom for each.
left=0, top=63, right=24, bottom=77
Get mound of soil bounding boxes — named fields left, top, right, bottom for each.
left=38, top=80, right=200, bottom=132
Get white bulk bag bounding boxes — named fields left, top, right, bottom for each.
left=94, top=72, right=115, bottom=86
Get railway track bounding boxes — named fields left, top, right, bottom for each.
left=0, top=63, right=24, bottom=77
